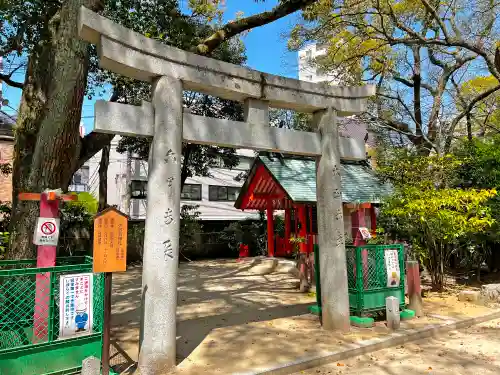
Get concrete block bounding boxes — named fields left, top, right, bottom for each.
left=480, top=284, right=500, bottom=303
left=308, top=305, right=322, bottom=316
left=386, top=296, right=400, bottom=330
left=350, top=316, right=375, bottom=328
left=458, top=290, right=481, bottom=303
left=81, top=356, right=100, bottom=375
left=400, top=309, right=416, bottom=321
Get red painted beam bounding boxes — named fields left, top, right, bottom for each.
left=239, top=165, right=265, bottom=209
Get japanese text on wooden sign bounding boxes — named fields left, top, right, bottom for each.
left=93, top=207, right=128, bottom=273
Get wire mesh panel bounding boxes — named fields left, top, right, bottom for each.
left=346, top=244, right=405, bottom=316
left=0, top=257, right=105, bottom=375
left=345, top=247, right=356, bottom=291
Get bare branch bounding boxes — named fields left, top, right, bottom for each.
left=195, top=0, right=317, bottom=55
left=420, top=0, right=451, bottom=43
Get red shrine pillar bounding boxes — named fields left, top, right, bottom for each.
left=370, top=205, right=377, bottom=236
left=266, top=201, right=274, bottom=257
left=298, top=204, right=307, bottom=253
left=351, top=207, right=367, bottom=246
left=284, top=207, right=291, bottom=255
left=308, top=205, right=314, bottom=254
left=351, top=205, right=369, bottom=288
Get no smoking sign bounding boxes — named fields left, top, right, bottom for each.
left=33, top=217, right=60, bottom=246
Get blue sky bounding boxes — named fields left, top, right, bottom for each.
left=2, top=0, right=300, bottom=133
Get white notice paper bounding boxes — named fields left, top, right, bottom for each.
left=59, top=273, right=93, bottom=338
left=384, top=249, right=401, bottom=287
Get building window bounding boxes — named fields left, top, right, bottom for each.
left=131, top=179, right=147, bottom=199
left=69, top=166, right=89, bottom=192
left=181, top=184, right=202, bottom=201
left=209, top=185, right=240, bottom=201
left=306, top=75, right=313, bottom=81
left=306, top=49, right=312, bottom=60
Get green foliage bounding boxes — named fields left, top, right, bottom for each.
left=58, top=202, right=95, bottom=256
left=220, top=214, right=267, bottom=256
left=0, top=202, right=11, bottom=258
left=453, top=136, right=500, bottom=189
left=180, top=204, right=203, bottom=255
left=377, top=150, right=497, bottom=289
left=67, top=192, right=99, bottom=215
left=375, top=147, right=460, bottom=189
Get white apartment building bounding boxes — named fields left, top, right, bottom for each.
left=71, top=128, right=258, bottom=221
left=298, top=43, right=339, bottom=84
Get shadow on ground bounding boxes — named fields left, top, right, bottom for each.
left=108, top=258, right=313, bottom=371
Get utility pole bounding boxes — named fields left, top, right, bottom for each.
left=123, top=149, right=132, bottom=216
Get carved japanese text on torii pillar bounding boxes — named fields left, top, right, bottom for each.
left=77, top=6, right=375, bottom=375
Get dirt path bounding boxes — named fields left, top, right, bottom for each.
left=108, top=258, right=313, bottom=372
left=292, top=319, right=500, bottom=375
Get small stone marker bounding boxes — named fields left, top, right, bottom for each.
left=386, top=296, right=400, bottom=330
left=458, top=290, right=481, bottom=303
left=81, top=356, right=100, bottom=375
left=480, top=284, right=500, bottom=303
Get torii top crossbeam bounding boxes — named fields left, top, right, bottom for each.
left=78, top=7, right=374, bottom=115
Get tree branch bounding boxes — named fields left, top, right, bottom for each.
left=444, top=83, right=500, bottom=151
left=420, top=0, right=451, bottom=43
left=0, top=73, right=24, bottom=89
left=195, top=0, right=317, bottom=55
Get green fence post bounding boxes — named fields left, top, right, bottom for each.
left=308, top=244, right=322, bottom=316
left=48, top=271, right=57, bottom=342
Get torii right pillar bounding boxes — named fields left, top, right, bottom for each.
left=315, top=107, right=351, bottom=331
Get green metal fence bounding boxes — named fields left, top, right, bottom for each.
left=0, top=256, right=104, bottom=375
left=346, top=244, right=405, bottom=316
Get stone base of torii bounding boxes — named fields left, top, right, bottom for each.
left=78, top=6, right=375, bottom=374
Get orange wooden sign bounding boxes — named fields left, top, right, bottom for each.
left=93, top=207, right=128, bottom=273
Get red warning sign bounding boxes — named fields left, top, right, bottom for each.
left=41, top=221, right=56, bottom=235
left=33, top=217, right=60, bottom=246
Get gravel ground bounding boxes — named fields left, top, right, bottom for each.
left=292, top=319, right=500, bottom=375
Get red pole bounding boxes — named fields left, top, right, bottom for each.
left=34, top=192, right=60, bottom=341
left=266, top=201, right=274, bottom=257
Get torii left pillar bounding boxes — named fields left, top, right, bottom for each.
left=139, top=76, right=183, bottom=374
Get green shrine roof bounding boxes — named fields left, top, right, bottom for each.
left=258, top=155, right=391, bottom=204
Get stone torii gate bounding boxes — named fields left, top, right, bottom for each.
left=78, top=7, right=375, bottom=374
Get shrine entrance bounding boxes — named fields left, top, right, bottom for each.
left=78, top=6, right=375, bottom=374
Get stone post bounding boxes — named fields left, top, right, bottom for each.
left=406, top=260, right=423, bottom=317
left=386, top=296, right=400, bottom=330
left=81, top=357, right=100, bottom=375
left=139, top=76, right=183, bottom=374
left=315, top=107, right=350, bottom=331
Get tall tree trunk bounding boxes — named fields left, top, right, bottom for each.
left=7, top=0, right=104, bottom=259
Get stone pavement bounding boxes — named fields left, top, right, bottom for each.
left=108, top=259, right=500, bottom=375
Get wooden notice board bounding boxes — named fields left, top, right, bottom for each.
left=93, top=207, right=128, bottom=273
